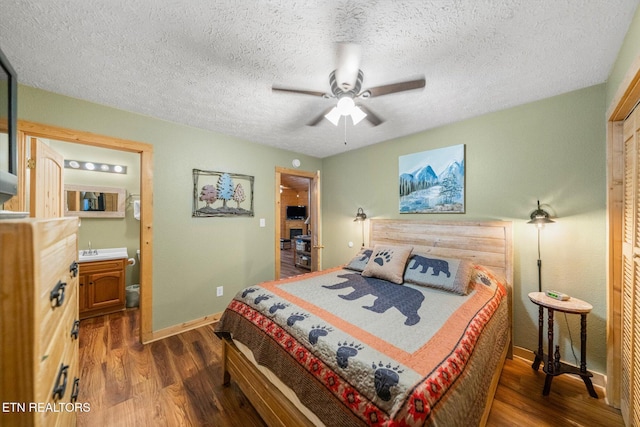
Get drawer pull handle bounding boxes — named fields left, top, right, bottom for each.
left=71, top=378, right=80, bottom=402
left=70, top=261, right=79, bottom=278
left=52, top=364, right=69, bottom=400
left=50, top=281, right=67, bottom=307
left=70, top=320, right=80, bottom=340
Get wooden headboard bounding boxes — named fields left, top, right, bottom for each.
left=369, top=219, right=513, bottom=288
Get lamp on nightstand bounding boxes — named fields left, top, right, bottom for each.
left=83, top=191, right=99, bottom=211
left=528, top=200, right=555, bottom=292
left=354, top=208, right=367, bottom=247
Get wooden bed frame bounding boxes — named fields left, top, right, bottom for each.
left=219, top=219, right=513, bottom=426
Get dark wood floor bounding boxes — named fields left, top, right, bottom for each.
left=78, top=309, right=623, bottom=427
left=77, top=309, right=266, bottom=426
left=280, top=246, right=309, bottom=279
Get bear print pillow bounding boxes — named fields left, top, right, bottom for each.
left=361, top=244, right=413, bottom=284
left=403, top=253, right=473, bottom=295
left=344, top=247, right=373, bottom=272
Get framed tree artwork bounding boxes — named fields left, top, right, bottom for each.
left=399, top=144, right=465, bottom=213
left=192, top=169, right=254, bottom=217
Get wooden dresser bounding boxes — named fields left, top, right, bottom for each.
left=0, top=217, right=81, bottom=426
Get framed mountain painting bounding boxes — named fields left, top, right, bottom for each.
left=399, top=144, right=465, bottom=213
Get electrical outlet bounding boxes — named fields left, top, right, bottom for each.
left=216, top=286, right=223, bottom=297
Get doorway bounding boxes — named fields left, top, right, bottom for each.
left=17, top=120, right=155, bottom=343
left=275, top=167, right=321, bottom=279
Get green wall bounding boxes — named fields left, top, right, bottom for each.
left=322, top=84, right=608, bottom=374
left=18, top=83, right=609, bottom=374
left=20, top=5, right=640, bottom=372
left=18, top=86, right=322, bottom=330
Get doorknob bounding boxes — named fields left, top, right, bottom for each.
left=312, top=245, right=324, bottom=249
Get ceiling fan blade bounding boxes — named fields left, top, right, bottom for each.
left=307, top=106, right=335, bottom=126
left=358, top=105, right=383, bottom=126
left=272, top=86, right=327, bottom=97
left=362, top=78, right=425, bottom=98
left=334, top=42, right=362, bottom=91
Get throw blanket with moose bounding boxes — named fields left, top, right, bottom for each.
left=215, top=266, right=506, bottom=426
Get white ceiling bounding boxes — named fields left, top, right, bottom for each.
left=1, top=1, right=638, bottom=158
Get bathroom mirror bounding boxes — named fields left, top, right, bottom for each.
left=65, top=184, right=126, bottom=218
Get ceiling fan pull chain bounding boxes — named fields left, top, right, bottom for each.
left=344, top=117, right=347, bottom=145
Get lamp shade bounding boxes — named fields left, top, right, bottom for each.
left=325, top=95, right=368, bottom=126
left=350, top=106, right=367, bottom=125
left=354, top=207, right=367, bottom=222
left=336, top=97, right=355, bottom=115
left=528, top=200, right=554, bottom=226
left=324, top=107, right=341, bottom=126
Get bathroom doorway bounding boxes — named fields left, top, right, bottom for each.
left=48, top=138, right=141, bottom=314
left=17, top=120, right=154, bottom=343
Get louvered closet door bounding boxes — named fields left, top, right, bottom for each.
left=622, top=106, right=640, bottom=426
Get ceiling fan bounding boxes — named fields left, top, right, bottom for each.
left=272, top=43, right=426, bottom=127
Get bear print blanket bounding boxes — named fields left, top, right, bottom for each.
left=215, top=266, right=507, bottom=426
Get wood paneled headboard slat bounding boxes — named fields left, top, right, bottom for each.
left=369, top=219, right=513, bottom=287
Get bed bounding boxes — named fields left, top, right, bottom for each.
left=215, top=219, right=513, bottom=426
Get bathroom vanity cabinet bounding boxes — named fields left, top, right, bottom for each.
left=79, top=258, right=126, bottom=319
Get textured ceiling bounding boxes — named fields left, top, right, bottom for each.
left=1, top=1, right=638, bottom=158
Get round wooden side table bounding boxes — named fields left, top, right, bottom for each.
left=528, top=291, right=598, bottom=398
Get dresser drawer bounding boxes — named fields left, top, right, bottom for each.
left=39, top=275, right=78, bottom=348
left=38, top=229, right=77, bottom=295
left=39, top=281, right=79, bottom=366
left=36, top=284, right=79, bottom=405
left=38, top=339, right=79, bottom=427
left=37, top=234, right=78, bottom=342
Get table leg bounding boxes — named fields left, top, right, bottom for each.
left=547, top=308, right=555, bottom=375
left=580, top=313, right=599, bottom=398
left=543, top=373, right=554, bottom=396
left=541, top=308, right=556, bottom=395
left=532, top=305, right=544, bottom=371
left=580, top=314, right=587, bottom=373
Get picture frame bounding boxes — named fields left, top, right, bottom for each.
left=192, top=169, right=254, bottom=217
left=399, top=144, right=465, bottom=213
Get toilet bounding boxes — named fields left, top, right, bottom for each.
left=125, top=250, right=141, bottom=308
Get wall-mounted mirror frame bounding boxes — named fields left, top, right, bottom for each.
left=65, top=184, right=125, bottom=218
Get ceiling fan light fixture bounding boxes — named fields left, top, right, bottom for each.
left=350, top=106, right=367, bottom=125
left=324, top=107, right=341, bottom=126
left=336, top=96, right=355, bottom=115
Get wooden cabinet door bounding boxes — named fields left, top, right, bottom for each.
left=79, top=259, right=126, bottom=319
left=88, top=270, right=124, bottom=310
left=29, top=137, right=64, bottom=218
